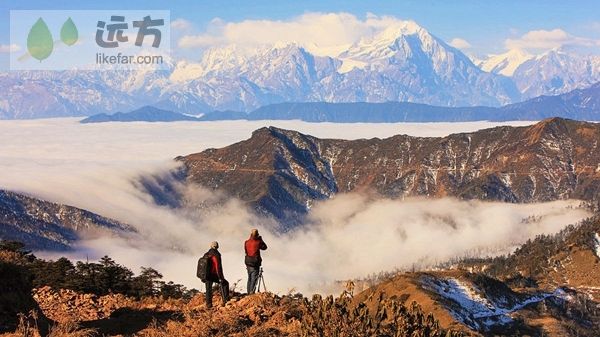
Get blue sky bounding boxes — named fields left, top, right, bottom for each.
left=2, top=0, right=600, bottom=68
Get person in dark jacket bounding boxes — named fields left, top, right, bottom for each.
left=204, top=241, right=229, bottom=308
left=244, top=229, right=267, bottom=294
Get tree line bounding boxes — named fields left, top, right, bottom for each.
left=0, top=240, right=197, bottom=299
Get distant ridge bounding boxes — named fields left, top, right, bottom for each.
left=81, top=106, right=199, bottom=123
left=82, top=83, right=600, bottom=123
left=200, top=102, right=499, bottom=122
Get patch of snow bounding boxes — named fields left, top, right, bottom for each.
left=167, top=61, right=203, bottom=82
left=553, top=288, right=575, bottom=302
left=337, top=58, right=368, bottom=73
left=479, top=49, right=533, bottom=77
left=305, top=42, right=351, bottom=58
left=422, top=276, right=561, bottom=331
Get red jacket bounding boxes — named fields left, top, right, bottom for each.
left=245, top=236, right=267, bottom=257
left=207, top=248, right=224, bottom=281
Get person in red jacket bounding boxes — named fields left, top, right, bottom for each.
left=244, top=229, right=267, bottom=294
left=205, top=241, right=229, bottom=308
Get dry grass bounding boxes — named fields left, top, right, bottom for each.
left=47, top=321, right=95, bottom=337
left=1, top=291, right=465, bottom=337
left=0, top=311, right=95, bottom=337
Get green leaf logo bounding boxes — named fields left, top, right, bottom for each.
left=27, top=18, right=54, bottom=61
left=60, top=17, right=78, bottom=46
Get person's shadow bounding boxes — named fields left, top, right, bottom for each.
left=80, top=307, right=184, bottom=335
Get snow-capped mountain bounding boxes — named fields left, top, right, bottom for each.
left=159, top=22, right=521, bottom=113
left=477, top=49, right=533, bottom=77
left=511, top=49, right=600, bottom=99
left=329, top=23, right=520, bottom=106
left=159, top=43, right=341, bottom=113
left=5, top=19, right=600, bottom=120
left=1, top=21, right=522, bottom=119
left=0, top=69, right=171, bottom=119
left=476, top=47, right=600, bottom=100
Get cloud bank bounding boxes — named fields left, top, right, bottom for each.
left=0, top=118, right=589, bottom=294
left=59, top=188, right=590, bottom=295
left=505, top=28, right=600, bottom=53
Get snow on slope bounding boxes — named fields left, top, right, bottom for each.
left=421, top=275, right=569, bottom=331
left=337, top=58, right=368, bottom=73
left=594, top=233, right=600, bottom=259
left=479, top=49, right=533, bottom=76
left=513, top=49, right=600, bottom=98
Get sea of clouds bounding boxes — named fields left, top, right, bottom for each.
left=0, top=118, right=590, bottom=294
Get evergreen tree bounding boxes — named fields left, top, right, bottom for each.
left=131, top=267, right=163, bottom=297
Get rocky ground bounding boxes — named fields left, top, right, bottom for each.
left=1, top=285, right=463, bottom=337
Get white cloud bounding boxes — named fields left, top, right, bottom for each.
left=177, top=12, right=421, bottom=56
left=171, top=18, right=193, bottom=31
left=175, top=12, right=600, bottom=59
left=0, top=44, right=21, bottom=53
left=505, top=28, right=600, bottom=51
left=449, top=38, right=472, bottom=50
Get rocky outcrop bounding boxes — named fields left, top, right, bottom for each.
left=32, top=287, right=135, bottom=323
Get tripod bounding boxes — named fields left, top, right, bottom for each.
left=256, top=267, right=267, bottom=292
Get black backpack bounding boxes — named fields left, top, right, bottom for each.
left=196, top=253, right=211, bottom=282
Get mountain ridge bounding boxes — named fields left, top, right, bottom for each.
left=0, top=189, right=133, bottom=250
left=175, top=118, right=600, bottom=225
left=80, top=106, right=200, bottom=123
left=81, top=82, right=600, bottom=123
left=3, top=22, right=600, bottom=120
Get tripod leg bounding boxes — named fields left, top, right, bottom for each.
left=260, top=274, right=267, bottom=292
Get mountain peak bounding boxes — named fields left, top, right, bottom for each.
left=375, top=20, right=425, bottom=41
left=534, top=116, right=578, bottom=131
left=251, top=126, right=272, bottom=137
left=523, top=117, right=576, bottom=145
left=537, top=116, right=573, bottom=124
left=350, top=21, right=431, bottom=53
